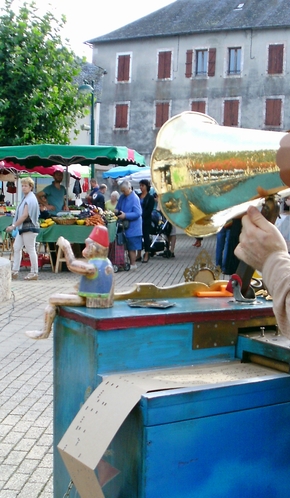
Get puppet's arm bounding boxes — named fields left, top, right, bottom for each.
left=57, top=236, right=95, bottom=275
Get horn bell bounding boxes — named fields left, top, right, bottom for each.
left=150, top=111, right=288, bottom=237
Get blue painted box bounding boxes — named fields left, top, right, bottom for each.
left=54, top=298, right=290, bottom=497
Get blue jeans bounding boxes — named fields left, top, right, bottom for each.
left=216, top=227, right=230, bottom=273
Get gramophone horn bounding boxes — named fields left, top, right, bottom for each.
left=150, top=111, right=289, bottom=237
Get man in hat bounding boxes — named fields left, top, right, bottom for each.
left=25, top=225, right=114, bottom=340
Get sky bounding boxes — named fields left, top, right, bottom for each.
left=1, top=0, right=175, bottom=58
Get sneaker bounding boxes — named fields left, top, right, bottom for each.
left=130, top=265, right=138, bottom=271
left=24, top=273, right=38, bottom=281
left=11, top=271, right=18, bottom=280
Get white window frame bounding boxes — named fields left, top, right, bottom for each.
left=263, top=95, right=284, bottom=129
left=222, top=97, right=242, bottom=127
left=156, top=49, right=173, bottom=81
left=195, top=48, right=209, bottom=77
left=113, top=101, right=130, bottom=130
left=189, top=98, right=208, bottom=114
left=266, top=42, right=286, bottom=76
left=153, top=100, right=172, bottom=129
left=115, top=52, right=132, bottom=84
left=225, top=47, right=243, bottom=77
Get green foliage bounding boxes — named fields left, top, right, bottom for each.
left=0, top=0, right=88, bottom=145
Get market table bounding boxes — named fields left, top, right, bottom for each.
left=0, top=214, right=13, bottom=232
left=0, top=215, right=13, bottom=255
left=36, top=224, right=93, bottom=244
left=36, top=224, right=94, bottom=272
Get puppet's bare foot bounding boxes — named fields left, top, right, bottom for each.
left=25, top=330, right=51, bottom=340
left=25, top=304, right=56, bottom=340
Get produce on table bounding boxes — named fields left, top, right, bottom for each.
left=40, top=218, right=55, bottom=228
left=104, top=210, right=118, bottom=223
left=85, top=213, right=105, bottom=226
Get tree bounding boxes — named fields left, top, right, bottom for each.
left=0, top=0, right=88, bottom=145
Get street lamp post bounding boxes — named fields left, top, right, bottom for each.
left=79, top=80, right=95, bottom=179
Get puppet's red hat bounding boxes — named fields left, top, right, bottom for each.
left=89, top=225, right=109, bottom=247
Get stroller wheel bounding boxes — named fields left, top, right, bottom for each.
left=124, top=263, right=130, bottom=271
left=113, top=265, right=119, bottom=273
left=163, top=250, right=172, bottom=258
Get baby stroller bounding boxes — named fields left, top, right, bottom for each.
left=108, top=220, right=130, bottom=272
left=149, top=209, right=172, bottom=258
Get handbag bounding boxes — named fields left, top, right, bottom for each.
left=11, top=227, right=19, bottom=238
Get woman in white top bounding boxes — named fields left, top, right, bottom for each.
left=6, top=177, right=40, bottom=280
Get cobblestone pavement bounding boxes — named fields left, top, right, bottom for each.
left=0, top=234, right=219, bottom=497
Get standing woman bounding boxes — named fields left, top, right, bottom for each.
left=105, top=190, right=120, bottom=211
left=6, top=177, right=40, bottom=280
left=137, top=179, right=155, bottom=263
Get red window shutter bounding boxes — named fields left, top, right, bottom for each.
left=191, top=101, right=206, bottom=113
left=223, top=100, right=239, bottom=126
left=155, top=102, right=169, bottom=128
left=115, top=104, right=128, bottom=128
left=265, top=99, right=282, bottom=126
left=158, top=51, right=172, bottom=79
left=117, top=55, right=130, bottom=82
left=185, top=50, right=193, bottom=78
left=208, top=48, right=216, bottom=77
left=268, top=45, right=284, bottom=74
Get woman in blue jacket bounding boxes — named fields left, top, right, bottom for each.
left=115, top=180, right=142, bottom=270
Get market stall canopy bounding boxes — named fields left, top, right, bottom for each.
left=0, top=161, right=87, bottom=179
left=103, top=165, right=149, bottom=179
left=0, top=144, right=146, bottom=168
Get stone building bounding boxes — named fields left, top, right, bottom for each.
left=88, top=0, right=290, bottom=163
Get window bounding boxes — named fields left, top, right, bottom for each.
left=265, top=98, right=282, bottom=127
left=191, top=100, right=206, bottom=114
left=157, top=51, right=172, bottom=79
left=155, top=102, right=170, bottom=128
left=114, top=103, right=129, bottom=129
left=223, top=99, right=239, bottom=126
left=228, top=47, right=241, bottom=75
left=268, top=44, right=284, bottom=74
left=196, top=50, right=208, bottom=76
left=185, top=48, right=216, bottom=78
left=116, top=54, right=131, bottom=82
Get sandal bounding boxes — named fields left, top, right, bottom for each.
left=11, top=271, right=18, bottom=280
left=24, top=273, right=38, bottom=281
left=192, top=240, right=202, bottom=247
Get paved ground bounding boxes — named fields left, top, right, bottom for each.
left=0, top=233, right=220, bottom=497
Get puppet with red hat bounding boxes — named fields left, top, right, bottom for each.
left=25, top=225, right=114, bottom=340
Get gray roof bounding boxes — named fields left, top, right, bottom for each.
left=87, top=0, right=290, bottom=44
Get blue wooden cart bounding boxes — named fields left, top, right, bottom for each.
left=53, top=297, right=290, bottom=497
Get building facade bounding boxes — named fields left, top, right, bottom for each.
left=88, top=0, right=290, bottom=164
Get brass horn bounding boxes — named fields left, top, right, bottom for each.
left=150, top=111, right=290, bottom=237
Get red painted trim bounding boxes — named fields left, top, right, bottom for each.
left=127, top=148, right=135, bottom=161
left=59, top=307, right=274, bottom=331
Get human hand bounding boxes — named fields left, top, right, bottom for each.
left=234, top=206, right=288, bottom=271
left=6, top=226, right=13, bottom=233
left=56, top=236, right=65, bottom=248
left=118, top=211, right=125, bottom=220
